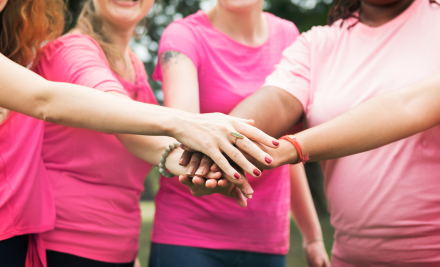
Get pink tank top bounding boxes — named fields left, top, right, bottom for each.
left=152, top=11, right=299, bottom=254
left=33, top=34, right=157, bottom=263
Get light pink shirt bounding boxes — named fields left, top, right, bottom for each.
left=34, top=34, right=157, bottom=263
left=153, top=11, right=299, bottom=254
left=264, top=1, right=440, bottom=265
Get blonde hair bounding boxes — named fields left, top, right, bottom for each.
left=0, top=0, right=65, bottom=67
left=75, top=0, right=125, bottom=74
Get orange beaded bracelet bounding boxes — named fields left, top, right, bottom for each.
left=280, top=135, right=309, bottom=164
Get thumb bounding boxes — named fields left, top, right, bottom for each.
left=231, top=186, right=248, bottom=208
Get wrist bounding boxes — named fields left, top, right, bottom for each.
left=303, top=237, right=324, bottom=248
left=277, top=140, right=299, bottom=166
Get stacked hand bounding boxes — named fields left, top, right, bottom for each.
left=175, top=139, right=299, bottom=206
left=171, top=113, right=284, bottom=199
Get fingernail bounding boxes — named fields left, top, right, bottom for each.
left=195, top=167, right=205, bottom=176
left=245, top=186, right=254, bottom=194
left=265, top=157, right=272, bottom=164
left=179, top=158, right=184, bottom=164
left=272, top=140, right=279, bottom=146
left=180, top=144, right=187, bottom=149
left=187, top=166, right=194, bottom=175
left=234, top=173, right=240, bottom=179
left=253, top=169, right=261, bottom=177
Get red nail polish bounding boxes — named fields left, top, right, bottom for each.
left=234, top=173, right=240, bottom=179
left=253, top=169, right=261, bottom=176
left=272, top=140, right=279, bottom=146
left=265, top=157, right=272, bottom=164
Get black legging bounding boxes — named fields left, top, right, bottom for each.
left=0, top=235, right=27, bottom=267
left=46, top=250, right=134, bottom=267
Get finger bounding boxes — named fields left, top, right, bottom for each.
left=211, top=163, right=220, bottom=172
left=179, top=175, right=196, bottom=190
left=180, top=143, right=197, bottom=152
left=236, top=136, right=274, bottom=167
left=186, top=152, right=203, bottom=176
left=235, top=123, right=280, bottom=148
left=192, top=176, right=206, bottom=187
left=234, top=118, right=254, bottom=126
left=230, top=186, right=248, bottom=208
left=222, top=140, right=262, bottom=179
left=195, top=155, right=213, bottom=176
left=205, top=171, right=222, bottom=179
left=205, top=179, right=218, bottom=189
left=204, top=149, right=254, bottom=197
left=179, top=150, right=193, bottom=166
left=217, top=178, right=228, bottom=187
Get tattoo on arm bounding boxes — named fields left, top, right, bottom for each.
left=160, top=51, right=186, bottom=68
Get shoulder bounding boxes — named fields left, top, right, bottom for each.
left=298, top=20, right=345, bottom=46
left=39, top=33, right=107, bottom=67
left=265, top=13, right=299, bottom=35
left=264, top=13, right=300, bottom=45
left=162, top=11, right=210, bottom=39
left=42, top=33, right=103, bottom=55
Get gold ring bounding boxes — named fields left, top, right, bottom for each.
left=230, top=132, right=244, bottom=145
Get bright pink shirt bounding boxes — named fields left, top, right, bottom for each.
left=264, top=1, right=440, bottom=265
left=153, top=11, right=299, bottom=254
left=0, top=112, right=54, bottom=239
left=34, top=34, right=157, bottom=263
left=0, top=112, right=52, bottom=267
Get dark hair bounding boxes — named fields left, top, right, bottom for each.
left=327, top=0, right=439, bottom=27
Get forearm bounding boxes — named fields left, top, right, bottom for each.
left=117, top=135, right=176, bottom=165
left=230, top=86, right=303, bottom=138
left=38, top=81, right=181, bottom=136
left=296, top=73, right=440, bottom=161
left=289, top=164, right=323, bottom=242
left=0, top=55, right=181, bottom=136
left=117, top=134, right=191, bottom=175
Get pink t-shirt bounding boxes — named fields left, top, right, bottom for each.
left=0, top=112, right=54, bottom=240
left=152, top=11, right=299, bottom=254
left=264, top=1, right=440, bottom=265
left=33, top=34, right=157, bottom=263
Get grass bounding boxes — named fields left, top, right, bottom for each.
left=138, top=201, right=334, bottom=267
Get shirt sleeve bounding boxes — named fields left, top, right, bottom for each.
left=152, top=21, right=199, bottom=82
left=34, top=34, right=127, bottom=96
left=263, top=32, right=311, bottom=111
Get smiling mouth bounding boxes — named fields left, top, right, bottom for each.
left=113, top=0, right=140, bottom=6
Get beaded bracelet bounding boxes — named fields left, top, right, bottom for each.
left=279, top=135, right=309, bottom=164
left=158, top=142, right=181, bottom=178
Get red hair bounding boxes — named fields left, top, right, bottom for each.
left=0, top=0, right=65, bottom=67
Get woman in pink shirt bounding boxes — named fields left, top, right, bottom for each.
left=151, top=0, right=330, bottom=265
left=188, top=0, right=440, bottom=265
left=32, top=0, right=278, bottom=266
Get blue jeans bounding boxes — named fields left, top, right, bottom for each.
left=148, top=243, right=286, bottom=267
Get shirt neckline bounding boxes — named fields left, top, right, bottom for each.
left=198, top=10, right=272, bottom=50
left=354, top=0, right=420, bottom=34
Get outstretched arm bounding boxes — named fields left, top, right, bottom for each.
left=0, top=53, right=279, bottom=183
left=295, top=72, right=440, bottom=162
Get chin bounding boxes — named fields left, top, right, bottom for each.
left=98, top=0, right=152, bottom=27
left=220, top=0, right=262, bottom=12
